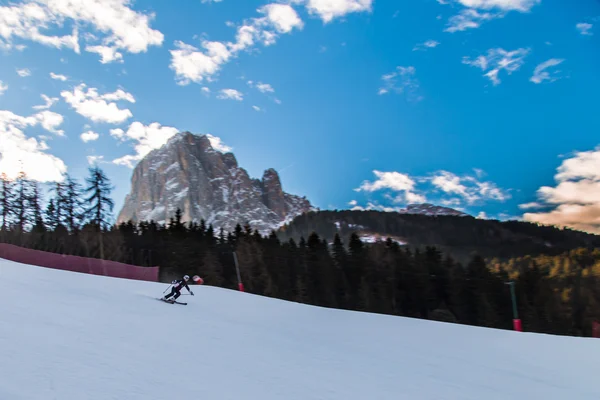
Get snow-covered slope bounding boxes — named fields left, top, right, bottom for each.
left=1, top=259, right=599, bottom=400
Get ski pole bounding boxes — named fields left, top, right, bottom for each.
left=163, top=284, right=172, bottom=294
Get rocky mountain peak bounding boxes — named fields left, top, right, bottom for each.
left=117, top=132, right=315, bottom=234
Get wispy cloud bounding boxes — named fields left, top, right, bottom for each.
left=462, top=48, right=529, bottom=85
left=378, top=66, right=423, bottom=101
left=169, top=0, right=373, bottom=85
left=576, top=22, right=593, bottom=36
left=355, top=171, right=427, bottom=204
left=530, top=58, right=565, bottom=84
left=112, top=122, right=179, bottom=168
left=206, top=134, right=232, bottom=152
left=87, top=155, right=105, bottom=165
left=32, top=94, right=60, bottom=110
left=0, top=81, right=7, bottom=96
left=0, top=0, right=163, bottom=63
left=413, top=40, right=440, bottom=51
left=169, top=3, right=303, bottom=85
left=354, top=168, right=510, bottom=210
left=217, top=88, right=244, bottom=101
left=61, top=83, right=135, bottom=124
left=443, top=0, right=541, bottom=32
left=50, top=72, right=68, bottom=81
left=16, top=68, right=31, bottom=77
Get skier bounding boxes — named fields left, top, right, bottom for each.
left=163, top=275, right=194, bottom=302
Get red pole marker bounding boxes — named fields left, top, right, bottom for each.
left=192, top=275, right=204, bottom=284
left=513, top=319, right=522, bottom=332
left=238, top=282, right=245, bottom=292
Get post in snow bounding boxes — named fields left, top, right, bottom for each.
left=506, top=281, right=522, bottom=332
left=233, top=251, right=245, bottom=292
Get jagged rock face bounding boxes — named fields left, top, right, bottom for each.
left=117, top=132, right=315, bottom=234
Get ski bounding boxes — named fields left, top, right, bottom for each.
left=158, top=298, right=187, bottom=305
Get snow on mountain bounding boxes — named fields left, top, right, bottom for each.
left=397, top=203, right=469, bottom=217
left=117, top=132, right=315, bottom=234
left=1, top=258, right=599, bottom=399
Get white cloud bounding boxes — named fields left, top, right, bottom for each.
left=169, top=40, right=232, bottom=85
left=109, top=128, right=125, bottom=140
left=462, top=48, right=529, bottom=85
left=0, top=0, right=164, bottom=63
left=358, top=171, right=416, bottom=192
left=60, top=83, right=135, bottom=124
left=445, top=9, right=496, bottom=32
left=523, top=146, right=600, bottom=234
left=530, top=58, right=564, bottom=84
left=0, top=109, right=67, bottom=182
left=430, top=170, right=510, bottom=204
left=201, top=87, right=211, bottom=95
left=252, top=105, right=261, bottom=112
left=0, top=81, right=7, bottom=96
left=201, top=0, right=223, bottom=3
left=454, top=0, right=540, bottom=11
left=217, top=88, right=244, bottom=101
left=356, top=170, right=425, bottom=203
left=303, top=0, right=373, bottom=23
left=354, top=168, right=509, bottom=210
left=170, top=0, right=370, bottom=85
left=34, top=110, right=65, bottom=136
left=112, top=122, right=179, bottom=168
left=85, top=45, right=123, bottom=64
left=50, top=72, right=68, bottom=81
left=16, top=68, right=31, bottom=77
left=444, top=0, right=540, bottom=32
left=576, top=22, right=593, bottom=36
left=477, top=211, right=488, bottom=219
left=206, top=134, right=232, bottom=153
left=87, top=155, right=104, bottom=165
left=169, top=4, right=303, bottom=85
left=32, top=94, right=59, bottom=110
left=519, top=202, right=544, bottom=210
left=413, top=40, right=440, bottom=51
left=257, top=82, right=275, bottom=93
left=260, top=3, right=304, bottom=33
left=80, top=130, right=99, bottom=142
left=378, top=66, right=422, bottom=101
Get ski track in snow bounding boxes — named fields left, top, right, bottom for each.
left=1, top=259, right=599, bottom=399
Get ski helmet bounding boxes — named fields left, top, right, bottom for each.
left=184, top=275, right=190, bottom=281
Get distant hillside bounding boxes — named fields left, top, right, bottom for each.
left=276, top=210, right=600, bottom=263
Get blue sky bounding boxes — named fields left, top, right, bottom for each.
left=0, top=0, right=599, bottom=233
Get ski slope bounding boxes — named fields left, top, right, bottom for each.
left=1, top=258, right=599, bottom=400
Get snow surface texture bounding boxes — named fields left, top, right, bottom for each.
left=1, top=258, right=599, bottom=399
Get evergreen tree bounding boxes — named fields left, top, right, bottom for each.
left=45, top=199, right=59, bottom=230
left=83, top=166, right=115, bottom=259
left=0, top=173, right=14, bottom=231
left=29, top=180, right=45, bottom=233
left=13, top=170, right=33, bottom=232
left=83, top=167, right=115, bottom=230
left=63, top=174, right=84, bottom=232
